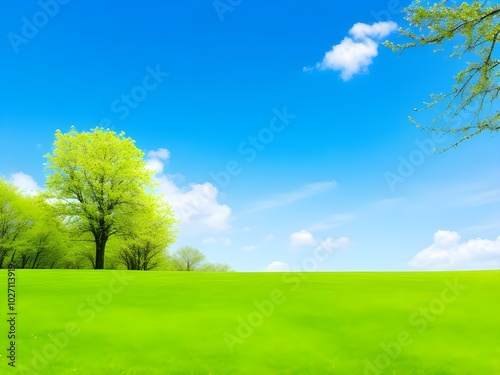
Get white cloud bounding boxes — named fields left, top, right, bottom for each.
left=148, top=148, right=170, bottom=160
left=349, top=22, right=398, bottom=40
left=242, top=226, right=252, bottom=232
left=202, top=237, right=232, bottom=246
left=319, top=236, right=350, bottom=250
left=290, top=229, right=316, bottom=247
left=147, top=149, right=231, bottom=232
left=246, top=180, right=337, bottom=213
left=9, top=172, right=42, bottom=196
left=146, top=148, right=170, bottom=174
left=156, top=176, right=231, bottom=232
left=242, top=245, right=258, bottom=251
left=266, top=261, right=290, bottom=272
left=305, top=21, right=397, bottom=81
left=410, top=230, right=500, bottom=270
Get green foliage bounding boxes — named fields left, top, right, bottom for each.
left=200, top=262, right=235, bottom=272
left=170, top=246, right=206, bottom=271
left=0, top=179, right=31, bottom=268
left=169, top=246, right=233, bottom=272
left=117, top=198, right=178, bottom=270
left=43, top=127, right=160, bottom=269
left=384, top=0, right=500, bottom=151
left=59, top=249, right=93, bottom=269
left=0, top=179, right=69, bottom=269
left=1, top=128, right=180, bottom=271
left=14, top=196, right=68, bottom=269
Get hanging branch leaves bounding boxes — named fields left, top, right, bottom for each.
left=384, top=0, right=500, bottom=151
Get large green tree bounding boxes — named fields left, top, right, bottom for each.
left=385, top=0, right=500, bottom=151
left=44, top=127, right=159, bottom=269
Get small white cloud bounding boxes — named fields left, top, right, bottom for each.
left=148, top=148, right=231, bottom=232
left=349, top=21, right=398, bottom=40
left=305, top=21, right=397, bottom=81
left=242, top=245, right=258, bottom=251
left=157, top=178, right=231, bottom=232
left=410, top=230, right=500, bottom=270
left=242, top=226, right=252, bottom=232
left=146, top=148, right=171, bottom=174
left=290, top=230, right=316, bottom=247
left=148, top=148, right=170, bottom=160
left=266, top=261, right=290, bottom=272
left=9, top=172, right=41, bottom=196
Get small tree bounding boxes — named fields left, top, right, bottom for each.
left=169, top=246, right=233, bottom=272
left=200, top=262, right=234, bottom=272
left=170, top=246, right=206, bottom=271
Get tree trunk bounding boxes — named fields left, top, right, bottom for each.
left=21, top=254, right=30, bottom=268
left=9, top=250, right=16, bottom=267
left=32, top=251, right=40, bottom=269
left=95, top=236, right=107, bottom=269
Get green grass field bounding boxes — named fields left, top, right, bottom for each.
left=3, top=270, right=500, bottom=374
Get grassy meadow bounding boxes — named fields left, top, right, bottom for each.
left=3, top=270, right=500, bottom=374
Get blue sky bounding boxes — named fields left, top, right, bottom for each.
left=1, top=0, right=499, bottom=271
